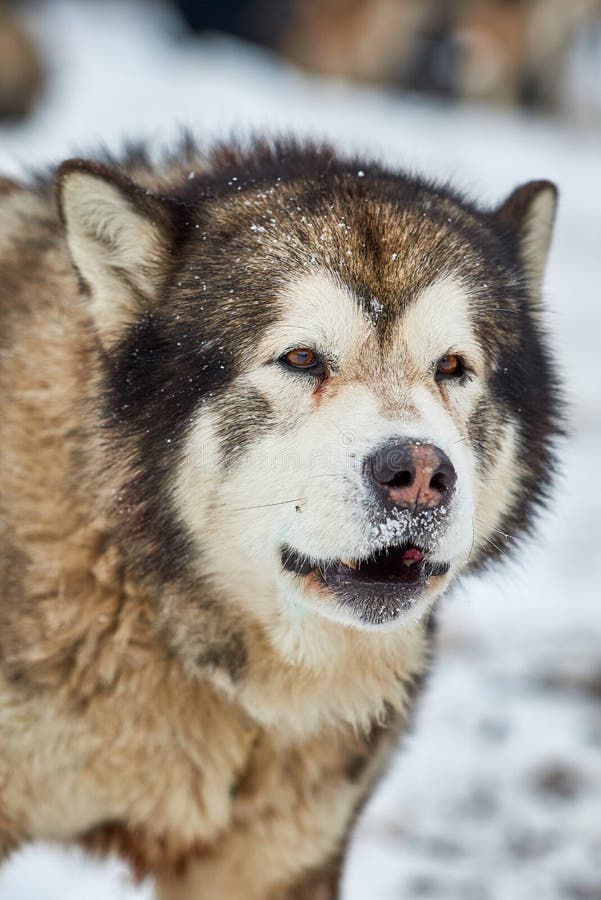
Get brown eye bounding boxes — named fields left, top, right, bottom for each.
left=436, top=354, right=465, bottom=379
left=282, top=348, right=318, bottom=370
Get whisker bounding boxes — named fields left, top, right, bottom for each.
left=488, top=538, right=504, bottom=554
left=480, top=534, right=505, bottom=554
left=233, top=497, right=305, bottom=512
left=471, top=522, right=499, bottom=553
left=467, top=517, right=477, bottom=562
left=473, top=516, right=513, bottom=541
left=283, top=546, right=297, bottom=570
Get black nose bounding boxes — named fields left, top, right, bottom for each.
left=365, top=441, right=456, bottom=511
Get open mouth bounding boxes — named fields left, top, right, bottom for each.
left=281, top=542, right=450, bottom=626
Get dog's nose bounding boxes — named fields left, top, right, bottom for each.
left=365, top=441, right=456, bottom=511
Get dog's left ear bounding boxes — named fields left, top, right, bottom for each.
left=57, top=159, right=175, bottom=347
left=495, top=180, right=558, bottom=299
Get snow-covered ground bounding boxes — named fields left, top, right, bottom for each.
left=1, top=2, right=600, bottom=898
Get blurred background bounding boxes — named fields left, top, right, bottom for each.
left=0, top=2, right=600, bottom=899
left=2, top=0, right=601, bottom=123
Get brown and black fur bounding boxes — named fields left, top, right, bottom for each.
left=0, top=138, right=561, bottom=898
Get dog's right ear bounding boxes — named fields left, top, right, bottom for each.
left=57, top=159, right=175, bottom=347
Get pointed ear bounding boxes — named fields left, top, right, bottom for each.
left=495, top=180, right=558, bottom=299
left=57, top=159, right=174, bottom=346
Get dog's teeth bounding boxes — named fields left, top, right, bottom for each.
left=343, top=560, right=358, bottom=569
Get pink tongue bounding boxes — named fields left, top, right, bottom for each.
left=402, top=547, right=423, bottom=565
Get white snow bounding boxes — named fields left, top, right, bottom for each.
left=1, top=2, right=600, bottom=898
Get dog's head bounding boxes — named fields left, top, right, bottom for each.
left=58, top=143, right=560, bottom=635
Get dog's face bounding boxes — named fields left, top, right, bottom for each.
left=58, top=145, right=560, bottom=634
left=177, top=269, right=480, bottom=630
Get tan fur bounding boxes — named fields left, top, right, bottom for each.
left=0, top=180, right=425, bottom=895
left=0, top=148, right=557, bottom=899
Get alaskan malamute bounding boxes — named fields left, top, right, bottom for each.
left=0, top=140, right=560, bottom=899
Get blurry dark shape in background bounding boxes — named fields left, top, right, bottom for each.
left=0, top=1, right=44, bottom=120
left=0, top=0, right=599, bottom=122
left=175, top=0, right=601, bottom=115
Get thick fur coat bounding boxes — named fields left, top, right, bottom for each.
left=0, top=140, right=560, bottom=898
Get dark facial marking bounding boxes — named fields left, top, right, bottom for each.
left=105, top=312, right=236, bottom=579
left=217, top=386, right=274, bottom=470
